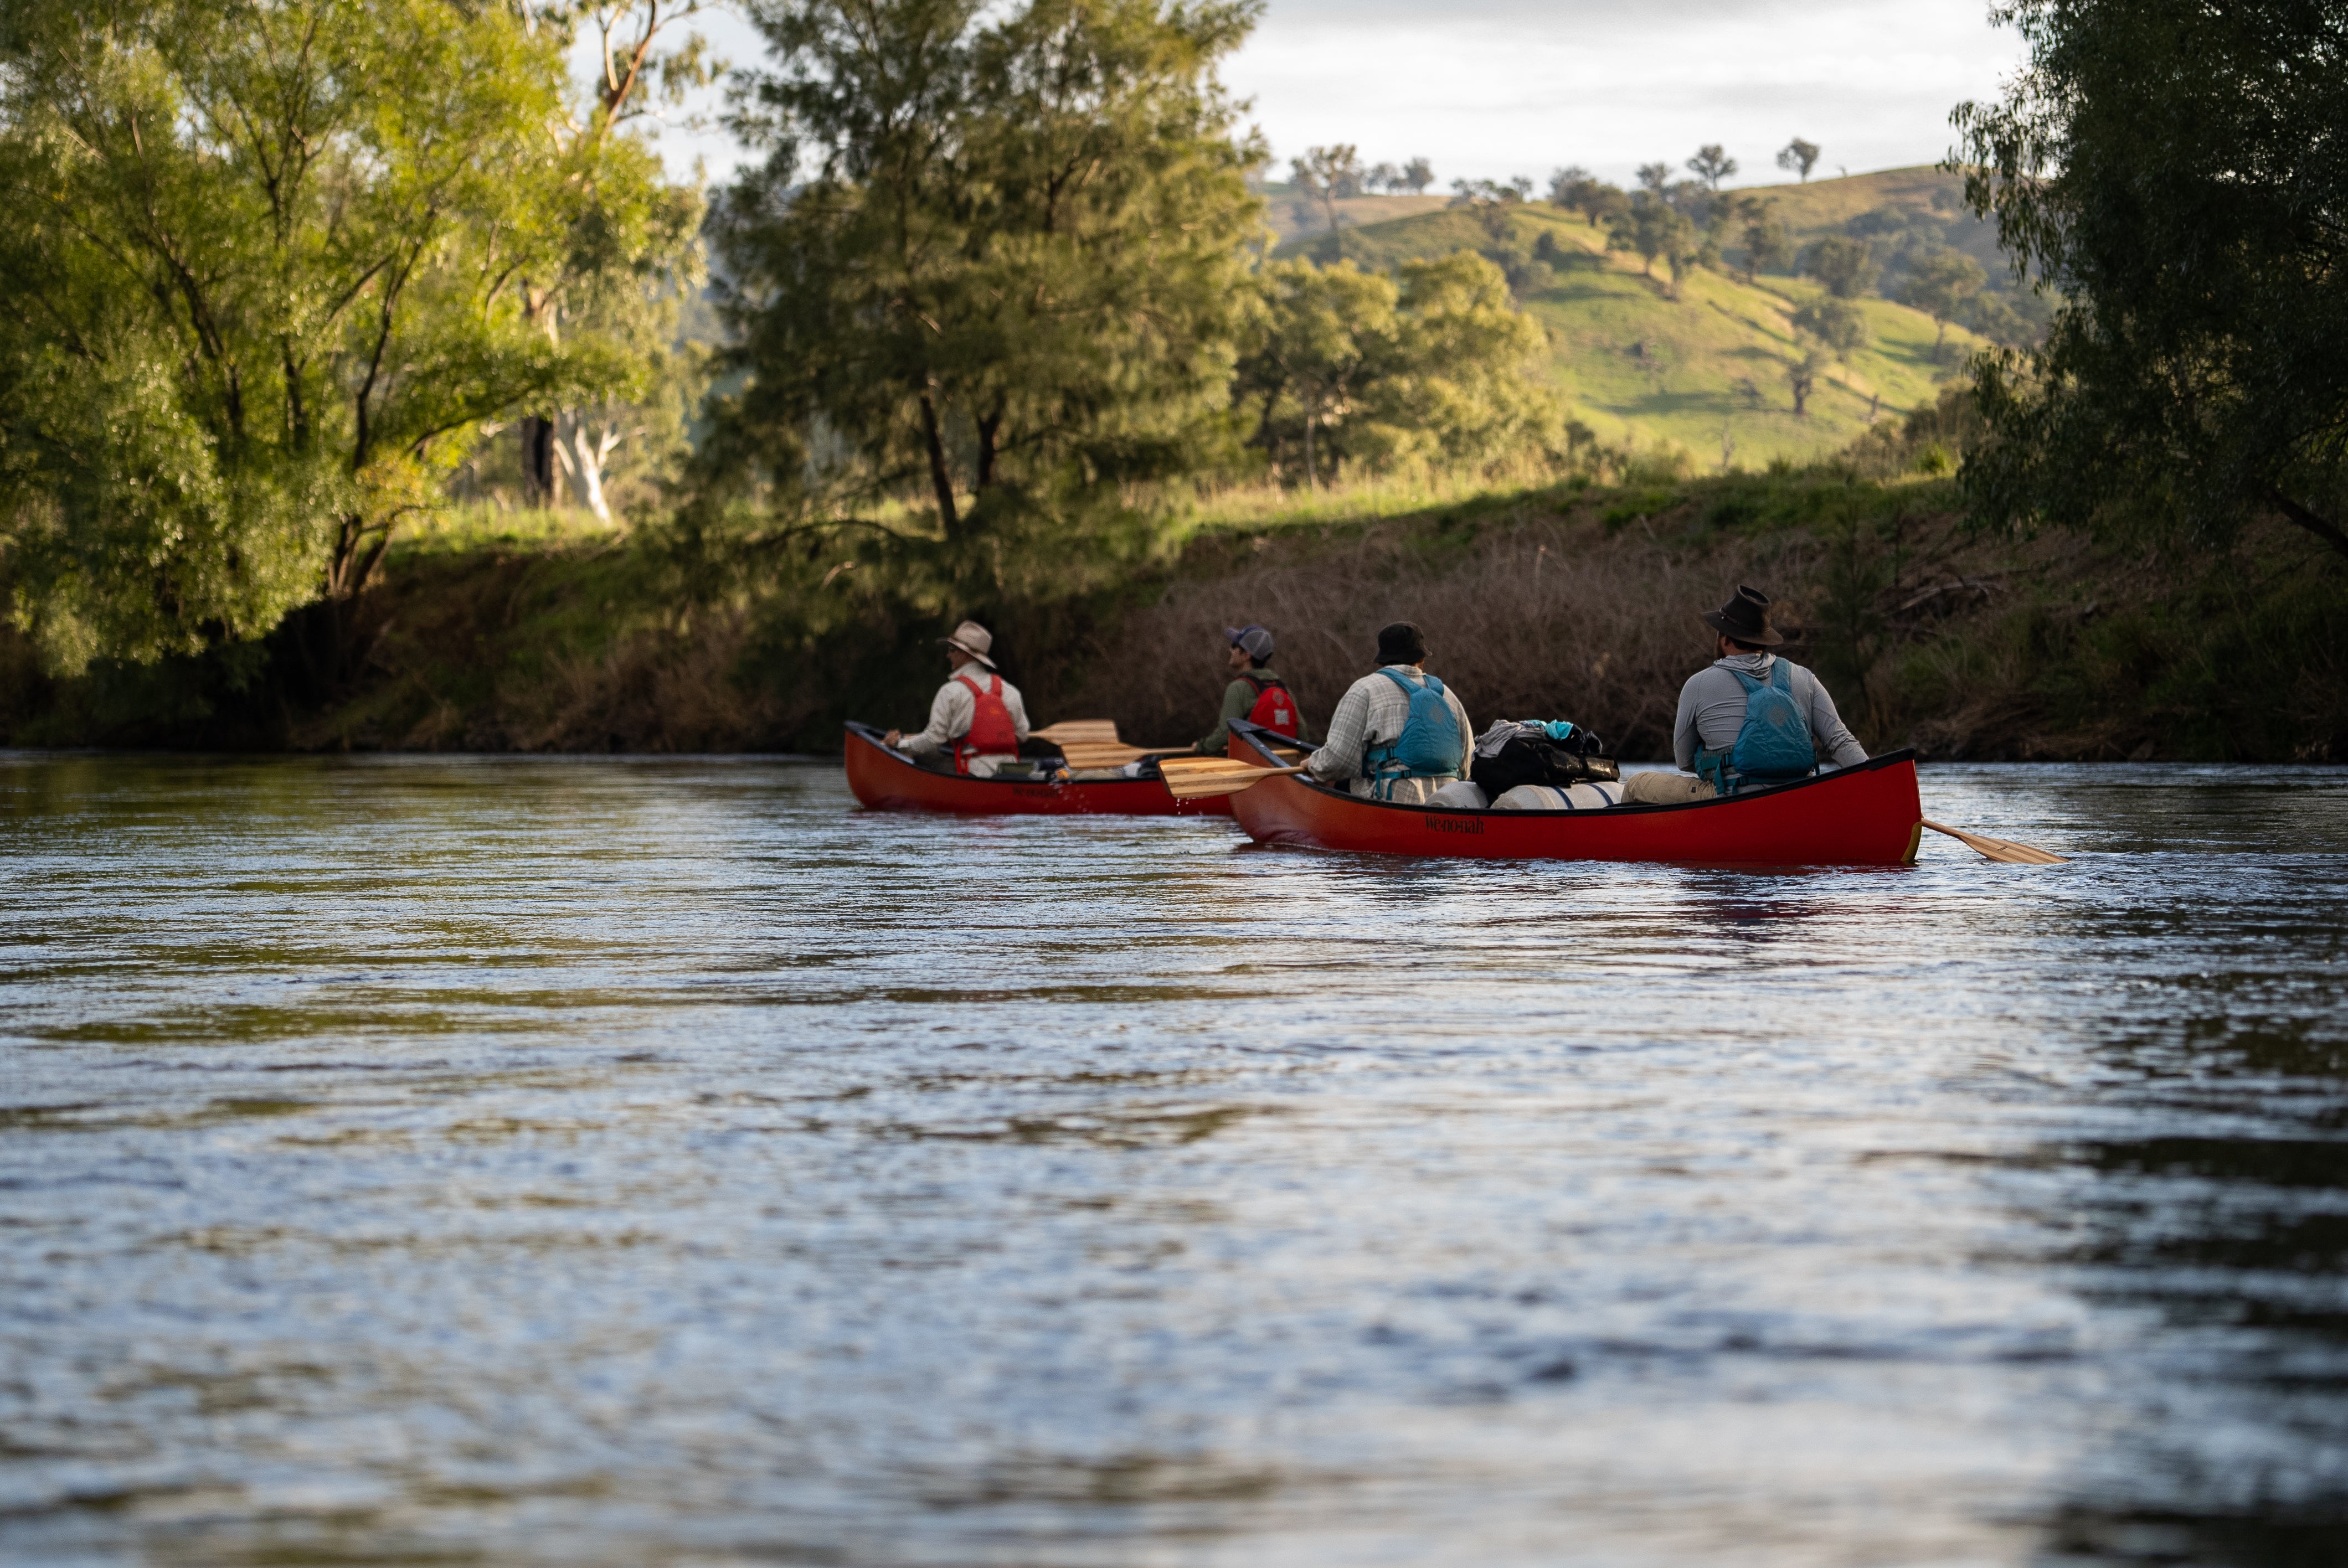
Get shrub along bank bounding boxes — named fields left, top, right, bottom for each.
left=3, top=472, right=2344, bottom=762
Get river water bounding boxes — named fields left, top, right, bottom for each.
left=2, top=753, right=2345, bottom=1567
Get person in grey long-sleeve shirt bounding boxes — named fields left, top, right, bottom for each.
left=1622, top=583, right=1867, bottom=805
left=1672, top=653, right=1865, bottom=772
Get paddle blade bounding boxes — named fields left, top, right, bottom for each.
left=1921, top=819, right=2069, bottom=865
left=1157, top=757, right=1306, bottom=801
left=1034, top=720, right=1121, bottom=745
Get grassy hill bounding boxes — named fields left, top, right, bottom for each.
left=1278, top=188, right=1986, bottom=467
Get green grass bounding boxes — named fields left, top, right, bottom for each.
left=1275, top=172, right=1990, bottom=468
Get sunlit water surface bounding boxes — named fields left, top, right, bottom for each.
left=3, top=754, right=2346, bottom=1567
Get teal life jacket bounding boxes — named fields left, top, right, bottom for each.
left=1363, top=668, right=1462, bottom=800
left=1694, top=658, right=1816, bottom=795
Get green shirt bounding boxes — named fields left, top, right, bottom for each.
left=1195, top=670, right=1304, bottom=754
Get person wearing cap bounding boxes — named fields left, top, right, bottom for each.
left=1620, top=584, right=1866, bottom=804
left=1193, top=623, right=1303, bottom=755
left=1304, top=621, right=1474, bottom=804
left=884, top=620, right=1032, bottom=776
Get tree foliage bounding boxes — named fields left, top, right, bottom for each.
left=1953, top=0, right=2348, bottom=561
left=709, top=0, right=1263, bottom=550
left=0, top=0, right=694, bottom=674
left=1801, top=235, right=1879, bottom=299
left=1791, top=297, right=1868, bottom=363
left=1777, top=137, right=1820, bottom=182
left=1235, top=254, right=1565, bottom=489
left=1899, top=248, right=1985, bottom=352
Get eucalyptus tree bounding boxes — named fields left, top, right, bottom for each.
left=1291, top=143, right=1363, bottom=231
left=711, top=0, right=1264, bottom=549
left=1900, top=249, right=1985, bottom=353
left=1955, top=0, right=2348, bottom=562
left=1803, top=235, right=1878, bottom=299
left=1686, top=145, right=1737, bottom=190
left=1235, top=253, right=1562, bottom=488
left=0, top=0, right=692, bottom=674
left=1777, top=137, right=1820, bottom=182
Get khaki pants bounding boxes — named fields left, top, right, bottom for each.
left=1620, top=771, right=1717, bottom=805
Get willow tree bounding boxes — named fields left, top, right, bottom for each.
left=709, top=0, right=1264, bottom=546
left=1955, top=0, right=2348, bottom=563
left=0, top=0, right=694, bottom=675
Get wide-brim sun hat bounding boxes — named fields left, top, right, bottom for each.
left=941, top=619, right=997, bottom=668
left=1700, top=584, right=1785, bottom=647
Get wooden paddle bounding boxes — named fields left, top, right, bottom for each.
left=1922, top=818, right=2069, bottom=865
left=1157, top=757, right=1309, bottom=800
left=1033, top=720, right=1122, bottom=745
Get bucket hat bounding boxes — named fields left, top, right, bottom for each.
left=1700, top=585, right=1784, bottom=647
left=941, top=620, right=997, bottom=669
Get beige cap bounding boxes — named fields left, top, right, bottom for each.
left=941, top=620, right=997, bottom=669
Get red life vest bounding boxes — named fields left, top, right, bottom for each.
left=1242, top=673, right=1298, bottom=737
left=952, top=673, right=1021, bottom=773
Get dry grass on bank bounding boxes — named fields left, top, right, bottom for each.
left=1067, top=512, right=1843, bottom=757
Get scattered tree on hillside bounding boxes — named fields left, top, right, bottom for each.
left=0, top=0, right=694, bottom=675
left=1792, top=297, right=1868, bottom=363
left=1739, top=199, right=1793, bottom=281
left=1778, top=137, right=1822, bottom=181
left=1687, top=145, right=1738, bottom=189
left=1235, top=254, right=1563, bottom=489
left=1364, top=161, right=1402, bottom=193
left=1555, top=172, right=1626, bottom=228
left=1955, top=0, right=2348, bottom=564
left=1901, top=249, right=1987, bottom=352
left=1401, top=157, right=1436, bottom=193
left=1786, top=343, right=1826, bottom=415
left=1450, top=178, right=1530, bottom=235
left=1609, top=192, right=1694, bottom=291
left=1292, top=143, right=1364, bottom=231
left=1547, top=165, right=1592, bottom=205
left=1803, top=235, right=1880, bottom=298
left=708, top=0, right=1261, bottom=546
left=1636, top=162, right=1674, bottom=196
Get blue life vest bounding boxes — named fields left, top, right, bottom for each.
left=1695, top=658, right=1816, bottom=794
left=1363, top=668, right=1461, bottom=800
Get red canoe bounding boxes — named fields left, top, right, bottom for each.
left=843, top=723, right=1233, bottom=817
left=1223, top=724, right=1923, bottom=865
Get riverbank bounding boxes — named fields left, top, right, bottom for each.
left=4, top=473, right=2344, bottom=761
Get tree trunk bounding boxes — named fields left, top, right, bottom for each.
left=520, top=416, right=559, bottom=507
left=1304, top=411, right=1317, bottom=493
left=918, top=390, right=960, bottom=535
left=556, top=416, right=619, bottom=524
left=2269, top=489, right=2348, bottom=563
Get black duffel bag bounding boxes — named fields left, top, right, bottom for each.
left=1470, top=722, right=1619, bottom=795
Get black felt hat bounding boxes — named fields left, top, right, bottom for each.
left=1700, top=584, right=1784, bottom=647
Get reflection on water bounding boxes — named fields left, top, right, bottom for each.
left=2, top=754, right=2346, bottom=1566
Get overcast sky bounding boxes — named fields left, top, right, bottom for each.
left=629, top=0, right=2026, bottom=190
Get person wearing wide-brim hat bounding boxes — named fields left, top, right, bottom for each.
left=884, top=620, right=1033, bottom=776
left=1618, top=584, right=1868, bottom=805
